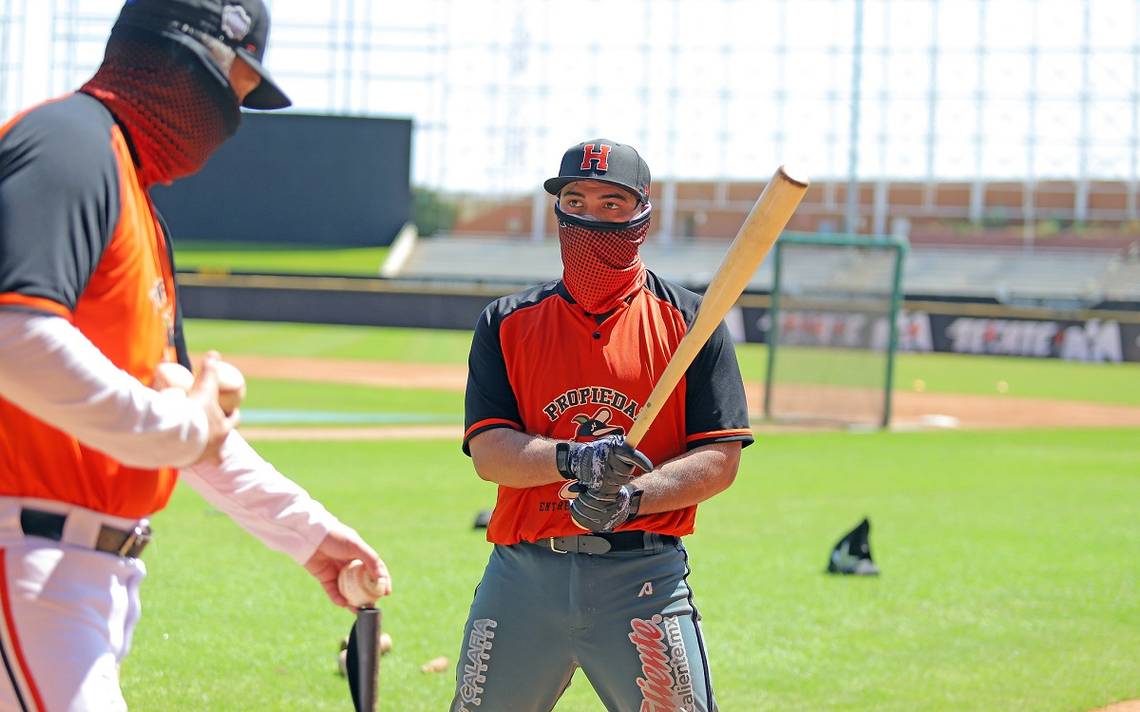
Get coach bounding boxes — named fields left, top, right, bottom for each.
left=0, top=2, right=389, bottom=709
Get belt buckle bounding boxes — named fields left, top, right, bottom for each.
left=118, top=521, right=152, bottom=558
left=548, top=537, right=570, bottom=554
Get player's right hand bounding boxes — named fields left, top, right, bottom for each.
left=558, top=435, right=653, bottom=495
left=188, top=352, right=238, bottom=465
left=570, top=483, right=638, bottom=532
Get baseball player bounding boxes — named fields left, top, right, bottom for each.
left=452, top=139, right=753, bottom=712
left=0, top=2, right=390, bottom=709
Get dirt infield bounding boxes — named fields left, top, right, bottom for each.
left=1092, top=702, right=1140, bottom=712
left=227, top=355, right=468, bottom=391
left=224, top=355, right=1140, bottom=441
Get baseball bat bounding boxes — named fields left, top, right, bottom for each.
left=346, top=607, right=381, bottom=711
left=339, top=560, right=386, bottom=711
left=625, top=166, right=809, bottom=448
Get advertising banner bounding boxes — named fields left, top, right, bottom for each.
left=735, top=306, right=1135, bottom=363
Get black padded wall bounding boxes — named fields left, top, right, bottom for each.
left=153, top=113, right=412, bottom=246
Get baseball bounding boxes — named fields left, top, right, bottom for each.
left=337, top=559, right=385, bottom=609
left=153, top=361, right=194, bottom=392
left=380, top=632, right=393, bottom=655
left=213, top=360, right=246, bottom=415
left=151, top=359, right=245, bottom=415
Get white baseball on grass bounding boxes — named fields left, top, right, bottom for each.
left=337, top=559, right=385, bottom=608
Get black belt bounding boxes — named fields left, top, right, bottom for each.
left=533, top=531, right=678, bottom=555
left=19, top=508, right=151, bottom=559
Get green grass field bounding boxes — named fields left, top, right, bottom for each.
left=173, top=242, right=390, bottom=276
left=115, top=320, right=1140, bottom=710
left=120, top=431, right=1140, bottom=711
left=238, top=380, right=461, bottom=426
left=187, top=320, right=472, bottom=364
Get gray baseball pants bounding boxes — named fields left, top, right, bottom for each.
left=450, top=533, right=717, bottom=712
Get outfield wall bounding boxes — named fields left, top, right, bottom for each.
left=153, top=114, right=412, bottom=246
left=178, top=274, right=1140, bottom=363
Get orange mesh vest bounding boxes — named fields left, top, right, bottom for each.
left=0, top=94, right=183, bottom=517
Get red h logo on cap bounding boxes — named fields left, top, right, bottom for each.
left=580, top=144, right=611, bottom=171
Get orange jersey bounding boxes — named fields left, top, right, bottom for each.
left=0, top=94, right=184, bottom=517
left=463, top=274, right=753, bottom=545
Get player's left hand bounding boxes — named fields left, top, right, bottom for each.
left=570, top=483, right=638, bottom=532
left=304, top=524, right=392, bottom=610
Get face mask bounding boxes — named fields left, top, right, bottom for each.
left=556, top=202, right=652, bottom=315
left=81, top=34, right=241, bottom=187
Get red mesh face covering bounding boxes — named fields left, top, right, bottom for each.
left=80, top=34, right=239, bottom=187
left=557, top=206, right=651, bottom=315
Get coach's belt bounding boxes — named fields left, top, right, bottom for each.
left=534, top=531, right=678, bottom=555
left=19, top=508, right=151, bottom=559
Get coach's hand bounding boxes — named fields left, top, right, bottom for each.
left=304, top=523, right=392, bottom=610
left=570, top=483, right=640, bottom=533
left=188, top=352, right=238, bottom=466
left=558, top=435, right=652, bottom=495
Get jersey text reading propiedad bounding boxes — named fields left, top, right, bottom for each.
left=457, top=618, right=497, bottom=711
left=543, top=386, right=641, bottom=421
left=628, top=614, right=695, bottom=712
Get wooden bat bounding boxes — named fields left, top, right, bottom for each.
left=625, top=166, right=809, bottom=448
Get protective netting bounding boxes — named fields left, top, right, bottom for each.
left=558, top=216, right=649, bottom=315
left=764, top=238, right=906, bottom=429
left=81, top=32, right=239, bottom=186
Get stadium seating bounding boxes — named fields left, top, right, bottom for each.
left=388, top=235, right=1137, bottom=305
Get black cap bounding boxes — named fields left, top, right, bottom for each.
left=544, top=139, right=651, bottom=203
left=113, top=0, right=291, bottom=110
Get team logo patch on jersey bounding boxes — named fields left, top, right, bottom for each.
left=148, top=277, right=167, bottom=311
left=542, top=386, right=640, bottom=423
left=628, top=614, right=695, bottom=712
left=557, top=480, right=580, bottom=502
left=571, top=407, right=623, bottom=439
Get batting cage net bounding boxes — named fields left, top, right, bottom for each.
left=762, top=233, right=907, bottom=429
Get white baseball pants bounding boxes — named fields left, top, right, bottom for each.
left=0, top=498, right=146, bottom=712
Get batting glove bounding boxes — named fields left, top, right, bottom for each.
left=556, top=435, right=652, bottom=495
left=570, top=483, right=642, bottom=533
